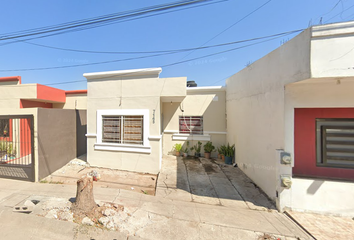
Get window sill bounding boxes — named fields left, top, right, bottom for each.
left=94, top=143, right=151, bottom=153
left=172, top=134, right=210, bottom=141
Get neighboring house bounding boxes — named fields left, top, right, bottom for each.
left=226, top=21, right=354, bottom=216
left=0, top=76, right=87, bottom=182
left=83, top=68, right=226, bottom=174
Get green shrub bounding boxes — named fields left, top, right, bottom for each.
left=191, top=141, right=202, bottom=153
left=224, top=143, right=235, bottom=157
left=173, top=143, right=183, bottom=152
left=203, top=141, right=215, bottom=153
left=0, top=141, right=15, bottom=155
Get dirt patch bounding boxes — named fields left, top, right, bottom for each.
left=183, top=158, right=205, bottom=174
left=41, top=157, right=157, bottom=195
left=202, top=164, right=217, bottom=173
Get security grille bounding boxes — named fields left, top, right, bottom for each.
left=102, top=116, right=143, bottom=145
left=0, top=115, right=34, bottom=181
left=316, top=119, right=354, bottom=169
left=179, top=116, right=203, bottom=135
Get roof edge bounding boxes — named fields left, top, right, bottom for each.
left=83, top=67, right=162, bottom=80
left=0, top=76, right=21, bottom=84
left=187, top=86, right=225, bottom=93
left=65, top=90, right=87, bottom=95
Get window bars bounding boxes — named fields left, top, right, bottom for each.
left=102, top=115, right=143, bottom=145
left=316, top=119, right=354, bottom=169
left=179, top=116, right=203, bottom=135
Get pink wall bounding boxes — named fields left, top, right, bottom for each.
left=294, top=108, right=354, bottom=180
left=37, top=84, right=66, bottom=103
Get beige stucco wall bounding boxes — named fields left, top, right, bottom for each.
left=311, top=21, right=354, bottom=78
left=162, top=87, right=226, bottom=157
left=85, top=69, right=186, bottom=174
left=225, top=29, right=311, bottom=201
left=226, top=21, right=354, bottom=213
left=53, top=94, right=87, bottom=110
left=0, top=84, right=37, bottom=109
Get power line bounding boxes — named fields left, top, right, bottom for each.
left=0, top=29, right=302, bottom=72
left=324, top=2, right=354, bottom=23
left=0, top=0, right=226, bottom=47
left=23, top=29, right=303, bottom=55
left=46, top=30, right=297, bottom=86
left=178, top=0, right=273, bottom=61
left=0, top=0, right=222, bottom=42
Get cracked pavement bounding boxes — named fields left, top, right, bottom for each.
left=0, top=155, right=312, bottom=239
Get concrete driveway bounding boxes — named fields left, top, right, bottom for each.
left=157, top=155, right=275, bottom=210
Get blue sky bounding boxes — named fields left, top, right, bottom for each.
left=1, top=0, right=353, bottom=90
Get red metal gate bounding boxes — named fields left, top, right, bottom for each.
left=0, top=115, right=34, bottom=181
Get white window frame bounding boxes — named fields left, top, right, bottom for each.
left=95, top=109, right=151, bottom=153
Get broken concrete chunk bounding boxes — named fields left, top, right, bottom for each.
left=13, top=205, right=34, bottom=213
left=59, top=211, right=73, bottom=222
left=82, top=217, right=94, bottom=226
left=103, top=208, right=116, bottom=217
left=45, top=209, right=58, bottom=219
left=98, top=216, right=110, bottom=225
left=24, top=200, right=36, bottom=207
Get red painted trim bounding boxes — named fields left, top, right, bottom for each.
left=294, top=108, right=354, bottom=181
left=65, top=90, right=87, bottom=94
left=0, top=76, right=21, bottom=84
left=36, top=84, right=66, bottom=103
left=20, top=118, right=31, bottom=157
left=20, top=100, right=53, bottom=109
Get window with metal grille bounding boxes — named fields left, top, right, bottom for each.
left=316, top=119, right=354, bottom=169
left=179, top=116, right=203, bottom=135
left=102, top=115, right=143, bottom=145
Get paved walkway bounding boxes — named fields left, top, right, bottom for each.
left=287, top=211, right=354, bottom=240
left=0, top=155, right=311, bottom=240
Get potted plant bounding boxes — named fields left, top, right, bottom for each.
left=203, top=141, right=215, bottom=159
left=173, top=143, right=183, bottom=157
left=224, top=143, right=235, bottom=165
left=217, top=147, right=222, bottom=159
left=220, top=144, right=226, bottom=161
left=191, top=141, right=202, bottom=157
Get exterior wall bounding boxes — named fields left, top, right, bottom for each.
left=53, top=94, right=87, bottom=110
left=225, top=29, right=311, bottom=200
left=282, top=79, right=354, bottom=214
left=0, top=83, right=67, bottom=109
left=290, top=178, right=354, bottom=217
left=36, top=84, right=65, bottom=103
left=226, top=22, right=354, bottom=214
left=311, top=21, right=354, bottom=78
left=85, top=68, right=186, bottom=174
left=21, top=99, right=53, bottom=108
left=0, top=84, right=37, bottom=109
left=37, top=109, right=76, bottom=180
left=162, top=87, right=226, bottom=157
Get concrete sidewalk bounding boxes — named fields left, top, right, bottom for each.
left=0, top=167, right=311, bottom=239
